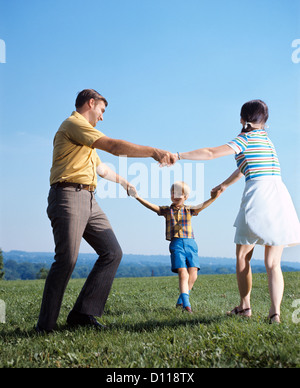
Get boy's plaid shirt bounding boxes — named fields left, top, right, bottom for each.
left=158, top=205, right=198, bottom=241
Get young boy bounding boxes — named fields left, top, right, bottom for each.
left=132, top=181, right=220, bottom=313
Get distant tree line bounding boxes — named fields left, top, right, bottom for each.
left=3, top=260, right=92, bottom=281
left=2, top=260, right=175, bottom=280
left=1, top=256, right=299, bottom=281
left=0, top=249, right=4, bottom=280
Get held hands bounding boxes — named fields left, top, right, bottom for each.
left=172, top=153, right=179, bottom=163
left=127, top=184, right=138, bottom=198
left=121, top=181, right=138, bottom=198
left=211, top=183, right=226, bottom=199
left=153, top=149, right=177, bottom=167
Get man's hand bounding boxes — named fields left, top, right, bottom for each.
left=153, top=149, right=176, bottom=167
left=121, top=181, right=138, bottom=197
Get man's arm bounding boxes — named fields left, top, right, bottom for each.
left=97, top=163, right=137, bottom=196
left=92, top=136, right=175, bottom=166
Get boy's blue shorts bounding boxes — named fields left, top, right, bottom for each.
left=169, top=238, right=200, bottom=273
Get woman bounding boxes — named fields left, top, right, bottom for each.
left=176, top=100, right=300, bottom=323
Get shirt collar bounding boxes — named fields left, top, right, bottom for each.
left=171, top=204, right=185, bottom=210
left=71, top=111, right=94, bottom=128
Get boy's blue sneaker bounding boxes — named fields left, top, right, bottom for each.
left=176, top=290, right=191, bottom=308
left=176, top=294, right=183, bottom=308
left=181, top=293, right=191, bottom=308
left=180, top=293, right=192, bottom=313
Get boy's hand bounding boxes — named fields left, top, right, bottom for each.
left=127, top=184, right=138, bottom=198
left=121, top=181, right=138, bottom=197
left=211, top=184, right=226, bottom=199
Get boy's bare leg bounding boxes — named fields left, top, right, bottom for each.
left=188, top=267, right=198, bottom=291
left=178, top=268, right=189, bottom=294
left=177, top=268, right=192, bottom=311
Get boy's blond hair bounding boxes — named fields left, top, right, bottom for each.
left=171, top=181, right=191, bottom=198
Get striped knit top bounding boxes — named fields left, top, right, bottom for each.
left=226, top=130, right=281, bottom=181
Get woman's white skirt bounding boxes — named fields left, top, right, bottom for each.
left=234, top=176, right=300, bottom=246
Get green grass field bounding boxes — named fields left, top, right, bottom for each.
left=0, top=272, right=299, bottom=368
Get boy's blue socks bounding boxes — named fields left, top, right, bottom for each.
left=177, top=290, right=190, bottom=306
left=180, top=293, right=191, bottom=308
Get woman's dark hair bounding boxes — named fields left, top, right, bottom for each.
left=240, top=100, right=269, bottom=132
left=75, top=89, right=108, bottom=109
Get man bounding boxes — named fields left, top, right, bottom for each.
left=36, top=89, right=175, bottom=333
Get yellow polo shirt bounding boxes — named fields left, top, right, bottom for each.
left=50, top=111, right=105, bottom=186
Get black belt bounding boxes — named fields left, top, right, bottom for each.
left=51, top=182, right=96, bottom=192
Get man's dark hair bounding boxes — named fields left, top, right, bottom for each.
left=75, top=89, right=108, bottom=109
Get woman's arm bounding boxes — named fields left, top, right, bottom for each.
left=178, top=144, right=235, bottom=161
left=211, top=169, right=243, bottom=196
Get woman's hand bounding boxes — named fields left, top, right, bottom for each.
left=211, top=184, right=226, bottom=198
left=153, top=149, right=177, bottom=167
left=172, top=153, right=179, bottom=162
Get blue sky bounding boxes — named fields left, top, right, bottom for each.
left=0, top=0, right=299, bottom=261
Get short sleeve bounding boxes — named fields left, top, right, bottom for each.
left=64, top=114, right=106, bottom=148
left=95, top=152, right=101, bottom=167
left=226, top=133, right=248, bottom=154
left=189, top=208, right=199, bottom=217
left=157, top=206, right=170, bottom=216
left=184, top=206, right=198, bottom=217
